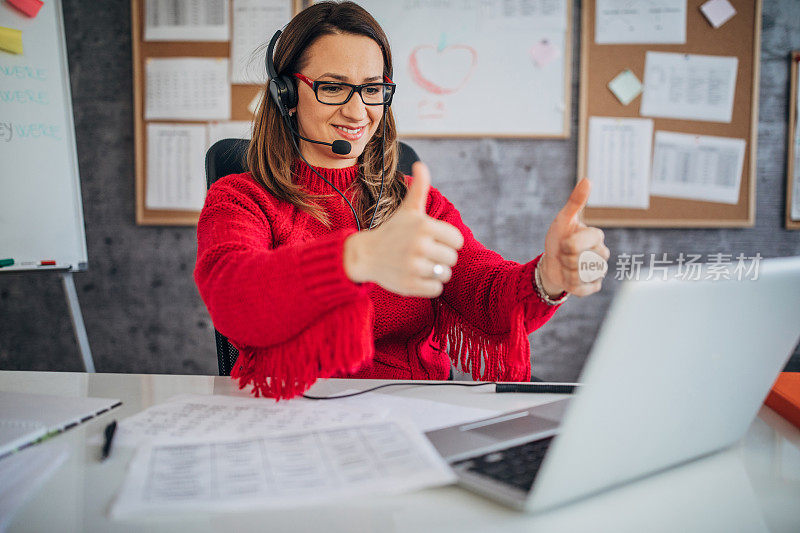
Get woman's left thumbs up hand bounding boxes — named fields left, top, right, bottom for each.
left=540, top=178, right=610, bottom=298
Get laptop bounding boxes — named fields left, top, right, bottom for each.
left=425, top=255, right=800, bottom=512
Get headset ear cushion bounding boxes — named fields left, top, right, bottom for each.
left=268, top=77, right=286, bottom=115
left=281, top=75, right=298, bottom=110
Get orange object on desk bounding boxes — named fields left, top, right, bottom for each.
left=765, top=372, right=800, bottom=429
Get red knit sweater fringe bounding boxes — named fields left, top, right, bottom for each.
left=433, top=298, right=530, bottom=382
left=195, top=160, right=562, bottom=400
left=230, top=298, right=375, bottom=399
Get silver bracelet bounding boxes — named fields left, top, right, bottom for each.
left=534, top=259, right=569, bottom=306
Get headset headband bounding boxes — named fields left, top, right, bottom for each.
left=265, top=29, right=281, bottom=80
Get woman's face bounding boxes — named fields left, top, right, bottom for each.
left=293, top=33, right=386, bottom=168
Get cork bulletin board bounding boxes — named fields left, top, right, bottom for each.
left=131, top=0, right=302, bottom=226
left=577, top=0, right=762, bottom=228
left=787, top=51, right=800, bottom=231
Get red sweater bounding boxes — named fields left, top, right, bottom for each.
left=194, top=160, right=563, bottom=399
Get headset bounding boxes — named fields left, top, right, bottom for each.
left=265, top=29, right=391, bottom=231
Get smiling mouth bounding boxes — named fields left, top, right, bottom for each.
left=332, top=124, right=367, bottom=140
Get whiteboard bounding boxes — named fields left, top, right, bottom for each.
left=353, top=0, right=571, bottom=137
left=0, top=0, right=87, bottom=271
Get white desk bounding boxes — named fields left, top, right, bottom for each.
left=1, top=371, right=799, bottom=532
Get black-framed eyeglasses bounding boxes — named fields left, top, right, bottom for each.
left=294, top=73, right=395, bottom=106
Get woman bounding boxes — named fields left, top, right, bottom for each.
left=194, top=1, right=609, bottom=399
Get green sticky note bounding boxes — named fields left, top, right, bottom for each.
left=608, top=69, right=643, bottom=106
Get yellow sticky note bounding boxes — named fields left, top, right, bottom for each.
left=0, top=27, right=24, bottom=55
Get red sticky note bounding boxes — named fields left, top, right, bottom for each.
left=7, top=0, right=44, bottom=18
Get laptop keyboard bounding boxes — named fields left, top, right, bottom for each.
left=452, top=436, right=554, bottom=493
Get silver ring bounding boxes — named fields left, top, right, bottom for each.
left=432, top=264, right=445, bottom=279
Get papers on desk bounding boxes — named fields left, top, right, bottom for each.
left=145, top=58, right=231, bottom=121
left=110, top=393, right=387, bottom=448
left=586, top=117, right=653, bottom=209
left=0, top=442, right=68, bottom=532
left=110, top=420, right=456, bottom=518
left=144, top=0, right=230, bottom=42
left=231, top=0, right=292, bottom=84
left=641, top=52, right=738, bottom=123
left=595, top=0, right=687, bottom=45
left=107, top=391, right=503, bottom=447
left=105, top=391, right=516, bottom=517
left=650, top=131, right=745, bottom=204
left=337, top=391, right=501, bottom=432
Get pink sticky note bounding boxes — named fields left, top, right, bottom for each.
left=700, top=0, right=736, bottom=29
left=530, top=40, right=560, bottom=68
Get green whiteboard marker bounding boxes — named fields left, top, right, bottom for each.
left=0, top=258, right=14, bottom=268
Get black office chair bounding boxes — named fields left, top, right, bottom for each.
left=205, top=138, right=421, bottom=376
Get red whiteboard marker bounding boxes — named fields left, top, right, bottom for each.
left=40, top=260, right=56, bottom=266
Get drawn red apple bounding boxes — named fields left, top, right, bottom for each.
left=408, top=44, right=478, bottom=95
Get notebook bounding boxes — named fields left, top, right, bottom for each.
left=0, top=391, right=121, bottom=458
left=0, top=420, right=47, bottom=458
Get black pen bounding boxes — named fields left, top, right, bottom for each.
left=101, top=420, right=117, bottom=461
left=495, top=383, right=580, bottom=394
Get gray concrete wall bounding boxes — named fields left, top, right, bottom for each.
left=1, top=0, right=799, bottom=378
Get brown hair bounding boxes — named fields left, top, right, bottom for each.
left=246, top=1, right=407, bottom=228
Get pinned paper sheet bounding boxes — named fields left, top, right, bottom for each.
left=587, top=117, right=653, bottom=209
left=700, top=0, right=736, bottom=29
left=641, top=52, right=738, bottom=123
left=651, top=131, right=745, bottom=204
left=530, top=39, right=560, bottom=68
left=145, top=0, right=230, bottom=41
left=0, top=27, right=23, bottom=55
left=595, top=0, right=687, bottom=44
left=7, top=0, right=44, bottom=18
left=608, top=69, right=643, bottom=105
left=145, top=58, right=231, bottom=120
left=231, top=0, right=292, bottom=84
left=146, top=124, right=208, bottom=211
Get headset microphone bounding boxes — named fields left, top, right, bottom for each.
left=330, top=140, right=351, bottom=155
left=280, top=116, right=352, bottom=155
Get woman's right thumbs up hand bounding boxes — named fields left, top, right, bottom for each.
left=344, top=162, right=464, bottom=298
